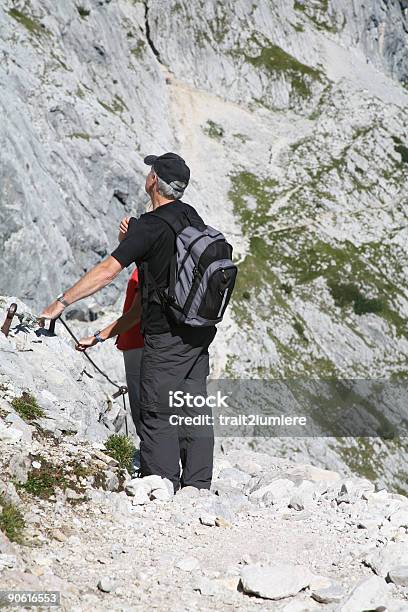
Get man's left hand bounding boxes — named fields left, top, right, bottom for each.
left=37, top=300, right=65, bottom=326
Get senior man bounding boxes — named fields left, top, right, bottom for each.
left=40, top=153, right=216, bottom=491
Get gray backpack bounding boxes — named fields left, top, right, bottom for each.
left=142, top=203, right=237, bottom=327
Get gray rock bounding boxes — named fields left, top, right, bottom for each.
left=338, top=576, right=389, bottom=612
left=248, top=477, right=295, bottom=506
left=388, top=508, right=408, bottom=529
left=311, top=581, right=346, bottom=603
left=131, top=488, right=150, bottom=506
left=4, top=412, right=33, bottom=443
left=0, top=479, right=21, bottom=507
left=240, top=564, right=313, bottom=600
left=97, top=577, right=116, bottom=593
left=217, top=467, right=251, bottom=485
left=7, top=451, right=31, bottom=484
left=0, top=420, right=23, bottom=444
left=176, top=557, right=200, bottom=572
left=104, top=470, right=119, bottom=492
left=176, top=486, right=200, bottom=499
left=199, top=513, right=216, bottom=527
left=366, top=542, right=408, bottom=577
left=387, top=566, right=408, bottom=588
left=150, top=487, right=172, bottom=502
left=125, top=479, right=151, bottom=497
left=289, top=481, right=318, bottom=511
left=0, top=554, right=19, bottom=570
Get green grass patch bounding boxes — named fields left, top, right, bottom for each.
left=104, top=435, right=135, bottom=473
left=69, top=132, right=91, bottom=141
left=98, top=95, right=128, bottom=115
left=294, top=0, right=337, bottom=33
left=18, top=457, right=88, bottom=500
left=8, top=8, right=49, bottom=37
left=392, top=138, right=408, bottom=164
left=11, top=393, right=45, bottom=423
left=77, top=6, right=90, bottom=18
left=293, top=318, right=307, bottom=341
left=131, top=40, right=146, bottom=58
left=328, top=282, right=385, bottom=316
left=203, top=120, right=224, bottom=140
left=0, top=495, right=25, bottom=544
left=243, top=34, right=323, bottom=99
left=75, top=85, right=85, bottom=99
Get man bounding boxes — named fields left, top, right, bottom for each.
left=40, top=153, right=216, bottom=491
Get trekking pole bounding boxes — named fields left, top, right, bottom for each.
left=1, top=303, right=17, bottom=337
left=48, top=316, right=129, bottom=435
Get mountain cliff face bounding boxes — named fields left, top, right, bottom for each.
left=0, top=1, right=407, bottom=489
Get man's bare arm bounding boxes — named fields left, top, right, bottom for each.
left=39, top=256, right=124, bottom=321
left=76, top=290, right=141, bottom=351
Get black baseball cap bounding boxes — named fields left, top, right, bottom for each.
left=144, top=152, right=190, bottom=188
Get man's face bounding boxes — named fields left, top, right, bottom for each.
left=145, top=168, right=157, bottom=196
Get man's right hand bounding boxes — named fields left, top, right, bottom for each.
left=118, top=216, right=130, bottom=241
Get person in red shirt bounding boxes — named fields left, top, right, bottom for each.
left=76, top=216, right=144, bottom=438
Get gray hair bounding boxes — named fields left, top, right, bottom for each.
left=151, top=167, right=186, bottom=200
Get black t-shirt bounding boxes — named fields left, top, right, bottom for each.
left=111, top=200, right=204, bottom=334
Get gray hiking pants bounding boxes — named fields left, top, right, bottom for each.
left=123, top=348, right=143, bottom=440
left=139, top=326, right=217, bottom=490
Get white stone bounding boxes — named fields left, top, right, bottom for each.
left=200, top=513, right=216, bottom=527
left=97, top=577, right=116, bottom=593
left=338, top=576, right=389, bottom=612
left=240, top=564, right=313, bottom=600
left=176, top=557, right=200, bottom=572
left=366, top=542, right=408, bottom=577
left=387, top=566, right=408, bottom=588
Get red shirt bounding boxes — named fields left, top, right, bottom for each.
left=116, top=268, right=144, bottom=351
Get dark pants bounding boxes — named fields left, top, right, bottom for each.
left=139, top=326, right=216, bottom=490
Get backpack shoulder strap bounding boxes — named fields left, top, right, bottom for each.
left=149, top=201, right=205, bottom=234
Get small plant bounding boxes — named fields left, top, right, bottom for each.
left=69, top=132, right=91, bottom=141
left=293, top=319, right=308, bottom=341
left=105, top=435, right=136, bottom=473
left=131, top=40, right=146, bottom=58
left=203, top=120, right=224, bottom=140
left=0, top=495, right=25, bottom=544
left=77, top=6, right=90, bottom=18
left=11, top=393, right=45, bottom=422
left=8, top=8, right=49, bottom=37
left=280, top=282, right=293, bottom=295
left=328, top=282, right=385, bottom=316
left=21, top=469, right=67, bottom=499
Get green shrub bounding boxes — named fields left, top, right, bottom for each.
left=0, top=495, right=25, bottom=544
left=203, top=120, right=224, bottom=140
left=21, top=467, right=67, bottom=499
left=328, top=282, right=385, bottom=316
left=77, top=6, right=90, bottom=18
left=8, top=8, right=48, bottom=37
left=104, top=435, right=136, bottom=473
left=11, top=393, right=45, bottom=422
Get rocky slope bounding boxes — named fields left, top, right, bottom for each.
left=0, top=298, right=407, bottom=611
left=1, top=391, right=408, bottom=611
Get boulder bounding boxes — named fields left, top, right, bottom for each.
left=387, top=566, right=408, bottom=588
left=240, top=564, right=312, bottom=600
left=311, top=581, right=346, bottom=603
left=176, top=557, right=200, bottom=572
left=338, top=575, right=389, bottom=612
left=365, top=542, right=408, bottom=577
